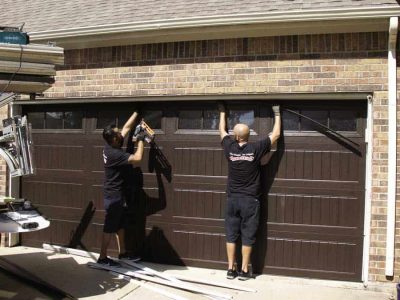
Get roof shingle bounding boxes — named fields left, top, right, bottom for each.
left=1, top=0, right=399, bottom=33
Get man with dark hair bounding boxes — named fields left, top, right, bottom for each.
left=98, top=109, right=145, bottom=266
left=218, top=102, right=281, bottom=280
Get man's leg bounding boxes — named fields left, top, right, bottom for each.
left=98, top=201, right=122, bottom=264
left=226, top=242, right=236, bottom=270
left=239, top=197, right=260, bottom=279
left=225, top=197, right=240, bottom=278
left=116, top=228, right=126, bottom=255
left=99, top=232, right=112, bottom=259
left=241, top=245, right=252, bottom=273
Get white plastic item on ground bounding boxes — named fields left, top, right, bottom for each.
left=122, top=259, right=257, bottom=293
left=88, top=262, right=233, bottom=300
left=43, top=244, right=256, bottom=294
left=108, top=270, right=189, bottom=300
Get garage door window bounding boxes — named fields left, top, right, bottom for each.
left=28, top=111, right=83, bottom=130
left=97, top=110, right=162, bottom=130
left=301, top=110, right=328, bottom=131
left=178, top=108, right=255, bottom=131
left=178, top=110, right=203, bottom=129
left=143, top=110, right=163, bottom=129
left=228, top=109, right=255, bottom=130
left=283, top=109, right=357, bottom=133
left=330, top=110, right=357, bottom=131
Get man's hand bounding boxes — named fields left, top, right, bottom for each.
left=217, top=101, right=226, bottom=113
left=272, top=105, right=280, bottom=116
left=136, top=132, right=145, bottom=142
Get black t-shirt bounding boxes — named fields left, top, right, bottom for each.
left=103, top=143, right=131, bottom=199
left=222, top=135, right=271, bottom=198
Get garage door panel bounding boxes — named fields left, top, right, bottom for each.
left=29, top=134, right=88, bottom=145
left=172, top=189, right=225, bottom=219
left=172, top=228, right=226, bottom=263
left=173, top=177, right=227, bottom=188
left=31, top=169, right=86, bottom=182
left=174, top=147, right=227, bottom=176
left=33, top=205, right=92, bottom=222
left=266, top=223, right=362, bottom=236
left=271, top=179, right=363, bottom=192
left=265, top=193, right=361, bottom=228
left=22, top=180, right=85, bottom=208
left=35, top=145, right=85, bottom=170
left=275, top=149, right=362, bottom=181
left=88, top=145, right=103, bottom=171
left=263, top=237, right=361, bottom=275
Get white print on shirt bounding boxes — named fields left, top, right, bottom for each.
left=103, top=150, right=107, bottom=164
left=229, top=152, right=255, bottom=162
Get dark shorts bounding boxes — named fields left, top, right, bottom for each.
left=103, top=196, right=126, bottom=234
left=225, top=196, right=260, bottom=246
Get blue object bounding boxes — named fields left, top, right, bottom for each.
left=0, top=31, right=29, bottom=45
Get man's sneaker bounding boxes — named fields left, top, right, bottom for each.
left=226, top=269, right=238, bottom=279
left=118, top=253, right=141, bottom=262
left=97, top=257, right=121, bottom=267
left=238, top=270, right=253, bottom=281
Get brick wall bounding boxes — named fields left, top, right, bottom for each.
left=39, top=32, right=398, bottom=282
left=45, top=32, right=387, bottom=98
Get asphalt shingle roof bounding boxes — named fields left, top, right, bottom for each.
left=1, top=0, right=399, bottom=33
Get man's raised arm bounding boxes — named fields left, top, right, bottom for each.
left=121, top=110, right=139, bottom=138
left=269, top=105, right=281, bottom=146
left=218, top=102, right=228, bottom=140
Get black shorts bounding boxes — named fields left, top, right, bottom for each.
left=225, top=196, right=260, bottom=246
left=103, top=199, right=125, bottom=233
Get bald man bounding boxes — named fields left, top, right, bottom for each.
left=218, top=102, right=281, bottom=280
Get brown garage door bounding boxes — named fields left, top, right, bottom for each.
left=21, top=100, right=366, bottom=281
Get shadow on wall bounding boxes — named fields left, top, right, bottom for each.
left=252, top=128, right=285, bottom=274
left=124, top=138, right=183, bottom=265
left=67, top=201, right=96, bottom=251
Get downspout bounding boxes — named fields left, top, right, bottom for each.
left=363, top=94, right=373, bottom=286
left=385, top=16, right=398, bottom=277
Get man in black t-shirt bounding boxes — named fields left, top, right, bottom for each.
left=218, top=102, right=281, bottom=280
left=98, top=110, right=145, bottom=267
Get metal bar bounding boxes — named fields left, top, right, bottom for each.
left=284, top=108, right=359, bottom=147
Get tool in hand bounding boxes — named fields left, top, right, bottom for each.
left=133, top=120, right=155, bottom=143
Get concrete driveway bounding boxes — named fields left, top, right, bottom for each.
left=0, top=246, right=396, bottom=300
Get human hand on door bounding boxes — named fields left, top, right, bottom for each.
left=217, top=101, right=226, bottom=113
left=272, top=105, right=280, bottom=116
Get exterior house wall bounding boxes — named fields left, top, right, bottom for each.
left=2, top=31, right=397, bottom=282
